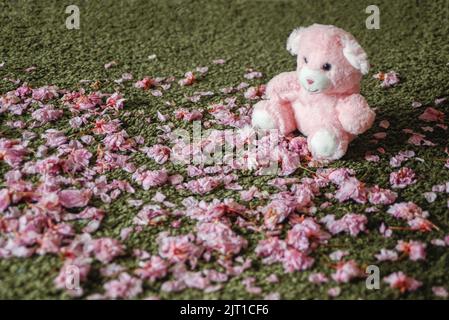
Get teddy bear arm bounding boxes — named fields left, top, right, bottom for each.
left=336, top=94, right=376, bottom=135
left=266, top=71, right=301, bottom=100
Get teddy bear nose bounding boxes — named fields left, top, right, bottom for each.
left=306, top=79, right=314, bottom=85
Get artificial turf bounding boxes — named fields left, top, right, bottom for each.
left=0, top=0, right=448, bottom=299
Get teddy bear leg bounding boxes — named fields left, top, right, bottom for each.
left=251, top=100, right=296, bottom=135
left=308, top=129, right=348, bottom=160
left=252, top=101, right=277, bottom=130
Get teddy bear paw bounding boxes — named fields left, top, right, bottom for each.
left=252, top=105, right=277, bottom=130
left=309, top=130, right=338, bottom=159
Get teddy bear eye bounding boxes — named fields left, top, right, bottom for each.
left=322, top=63, right=331, bottom=71
left=303, top=57, right=308, bottom=64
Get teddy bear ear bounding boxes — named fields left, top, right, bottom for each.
left=340, top=35, right=370, bottom=75
left=286, top=27, right=305, bottom=55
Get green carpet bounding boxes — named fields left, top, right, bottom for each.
left=0, top=0, right=448, bottom=299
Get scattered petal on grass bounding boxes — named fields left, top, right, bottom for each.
left=373, top=71, right=400, bottom=88
left=375, top=249, right=398, bottom=262
left=432, top=286, right=448, bottom=298
left=384, top=272, right=422, bottom=293
left=390, top=167, right=417, bottom=189
left=423, top=192, right=437, bottom=203
left=103, top=273, right=143, bottom=299
left=419, top=107, right=445, bottom=122
left=396, top=240, right=426, bottom=261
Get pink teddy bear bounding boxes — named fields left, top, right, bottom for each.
left=252, top=24, right=376, bottom=160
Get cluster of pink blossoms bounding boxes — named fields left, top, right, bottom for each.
left=390, top=167, right=417, bottom=189
left=384, top=272, right=422, bottom=293
left=255, top=217, right=332, bottom=273
left=387, top=202, right=435, bottom=232
left=331, top=260, right=364, bottom=283
left=321, top=213, right=368, bottom=236
left=255, top=237, right=315, bottom=272
left=196, top=221, right=248, bottom=255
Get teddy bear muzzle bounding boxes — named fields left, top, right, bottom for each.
left=299, top=67, right=331, bottom=93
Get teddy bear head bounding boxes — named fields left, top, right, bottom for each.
left=286, top=24, right=369, bottom=95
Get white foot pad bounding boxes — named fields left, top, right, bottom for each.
left=252, top=109, right=277, bottom=130
left=310, top=130, right=337, bottom=158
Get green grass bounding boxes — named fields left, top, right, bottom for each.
left=0, top=0, right=448, bottom=299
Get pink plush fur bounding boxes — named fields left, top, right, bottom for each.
left=252, top=24, right=375, bottom=160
